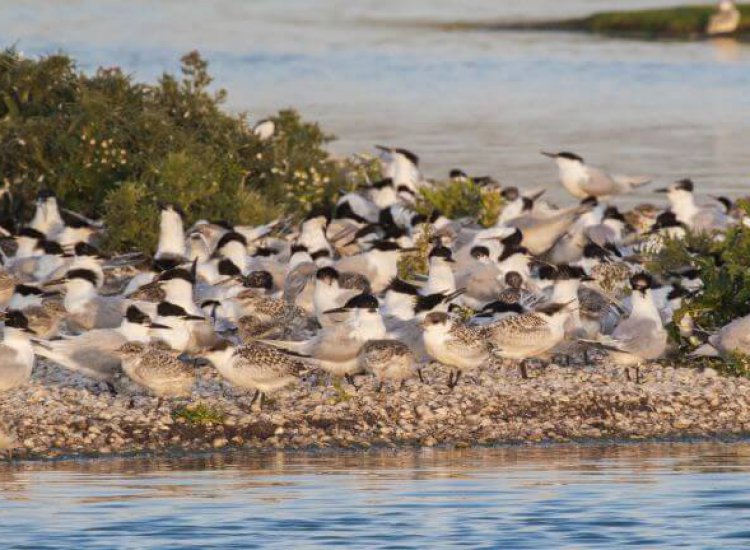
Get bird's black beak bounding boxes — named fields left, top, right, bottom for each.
left=148, top=322, right=171, bottom=330
left=323, top=307, right=350, bottom=315
left=540, top=151, right=557, bottom=158
left=183, top=314, right=206, bottom=322
left=654, top=188, right=669, bottom=193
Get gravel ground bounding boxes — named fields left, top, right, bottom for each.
left=1, top=357, right=748, bottom=461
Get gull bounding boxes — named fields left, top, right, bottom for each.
left=8, top=283, right=59, bottom=310
left=47, top=268, right=131, bottom=331
left=485, top=302, right=572, bottom=379
left=296, top=214, right=333, bottom=264
left=201, top=340, right=305, bottom=410
left=421, top=312, right=490, bottom=389
left=197, top=231, right=250, bottom=284
left=654, top=179, right=731, bottom=233
left=537, top=264, right=591, bottom=337
left=149, top=301, right=214, bottom=353
left=358, top=339, right=418, bottom=391
left=504, top=202, right=595, bottom=255
left=0, top=310, right=36, bottom=392
left=252, top=118, right=275, bottom=141
left=335, top=240, right=415, bottom=294
left=28, top=189, right=64, bottom=236
left=423, top=245, right=456, bottom=296
left=707, top=0, right=740, bottom=35
left=19, top=296, right=66, bottom=340
left=578, top=286, right=621, bottom=338
left=334, top=192, right=379, bottom=225
left=123, top=203, right=187, bottom=295
left=542, top=151, right=651, bottom=199
left=155, top=203, right=187, bottom=263
left=261, top=293, right=386, bottom=384
left=382, top=278, right=464, bottom=322
left=116, top=340, right=195, bottom=403
left=582, top=273, right=667, bottom=383
left=376, top=145, right=421, bottom=195
left=32, top=305, right=153, bottom=386
left=469, top=300, right=525, bottom=325
left=496, top=271, right=539, bottom=309
left=455, top=246, right=501, bottom=309
left=51, top=215, right=101, bottom=248
left=690, top=312, right=750, bottom=359
left=313, top=266, right=361, bottom=327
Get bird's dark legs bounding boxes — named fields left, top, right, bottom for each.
left=345, top=374, right=356, bottom=387
left=417, top=368, right=425, bottom=384
left=447, top=370, right=461, bottom=390
left=519, top=360, right=529, bottom=380
left=377, top=381, right=384, bottom=393
left=625, top=365, right=642, bottom=384
left=249, top=389, right=260, bottom=407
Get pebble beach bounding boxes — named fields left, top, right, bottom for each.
left=3, top=356, right=747, bottom=461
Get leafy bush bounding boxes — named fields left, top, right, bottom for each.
left=648, top=204, right=750, bottom=377
left=417, top=179, right=502, bottom=227
left=585, top=5, right=750, bottom=38
left=0, top=49, right=352, bottom=252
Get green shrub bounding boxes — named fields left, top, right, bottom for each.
left=0, top=48, right=353, bottom=252
left=417, top=179, right=502, bottom=226
left=647, top=215, right=750, bottom=377
left=172, top=403, right=226, bottom=425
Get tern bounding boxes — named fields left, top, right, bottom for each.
left=542, top=151, right=651, bottom=199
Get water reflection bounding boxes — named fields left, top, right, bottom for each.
left=711, top=37, right=742, bottom=63
left=0, top=442, right=749, bottom=548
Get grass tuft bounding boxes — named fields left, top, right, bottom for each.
left=172, top=403, right=226, bottom=425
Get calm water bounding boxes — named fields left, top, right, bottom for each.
left=1, top=442, right=749, bottom=548
left=2, top=1, right=750, bottom=202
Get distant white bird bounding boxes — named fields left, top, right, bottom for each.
left=201, top=340, right=304, bottom=410
left=421, top=311, right=489, bottom=388
left=707, top=0, right=740, bottom=35
left=542, top=151, right=651, bottom=199
left=116, top=340, right=195, bottom=401
left=0, top=311, right=36, bottom=392
left=357, top=339, right=418, bottom=391
left=691, top=312, right=750, bottom=358
left=485, top=302, right=572, bottom=378
left=262, top=294, right=386, bottom=383
left=655, top=179, right=731, bottom=233
left=376, top=145, right=422, bottom=194
left=252, top=119, right=276, bottom=141
left=32, top=305, right=152, bottom=385
left=583, top=273, right=667, bottom=383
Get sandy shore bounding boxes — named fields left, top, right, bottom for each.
left=1, top=357, right=748, bottom=460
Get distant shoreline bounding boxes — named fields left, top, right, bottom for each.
left=3, top=358, right=749, bottom=462
left=432, top=4, right=750, bottom=41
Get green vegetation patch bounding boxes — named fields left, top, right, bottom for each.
left=0, top=49, right=359, bottom=253
left=172, top=403, right=226, bottom=425
left=582, top=5, right=750, bottom=39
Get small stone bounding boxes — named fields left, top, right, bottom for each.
left=212, top=437, right=228, bottom=449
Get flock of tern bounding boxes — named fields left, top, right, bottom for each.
left=0, top=145, right=747, bottom=409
